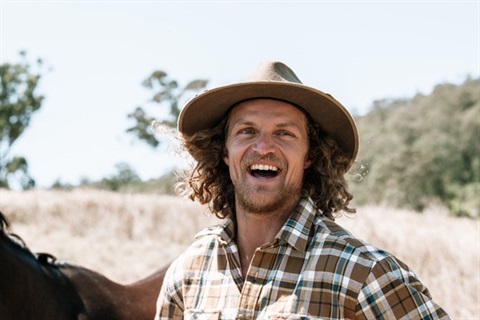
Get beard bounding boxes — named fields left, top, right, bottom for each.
left=234, top=180, right=302, bottom=215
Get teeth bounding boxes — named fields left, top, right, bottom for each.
left=250, top=164, right=278, bottom=171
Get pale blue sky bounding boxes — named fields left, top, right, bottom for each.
left=1, top=0, right=479, bottom=188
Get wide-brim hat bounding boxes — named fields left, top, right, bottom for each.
left=178, top=61, right=359, bottom=169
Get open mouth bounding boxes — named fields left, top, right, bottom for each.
left=248, top=164, right=280, bottom=178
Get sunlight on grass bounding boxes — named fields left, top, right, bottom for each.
left=1, top=189, right=478, bottom=318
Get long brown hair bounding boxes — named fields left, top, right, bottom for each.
left=175, top=111, right=355, bottom=220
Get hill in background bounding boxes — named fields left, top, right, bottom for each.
left=51, top=77, right=479, bottom=218
left=350, top=77, right=479, bottom=217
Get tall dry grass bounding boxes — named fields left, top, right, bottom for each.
left=0, top=188, right=478, bottom=319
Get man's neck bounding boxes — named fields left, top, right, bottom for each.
left=234, top=203, right=297, bottom=278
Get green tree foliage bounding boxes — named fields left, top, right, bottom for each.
left=0, top=51, right=45, bottom=189
left=127, top=70, right=208, bottom=148
left=70, top=162, right=176, bottom=194
left=351, top=77, right=479, bottom=217
left=97, top=162, right=142, bottom=191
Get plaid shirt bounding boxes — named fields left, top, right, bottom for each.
left=155, top=197, right=449, bottom=319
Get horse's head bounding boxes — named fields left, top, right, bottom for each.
left=0, top=211, right=86, bottom=319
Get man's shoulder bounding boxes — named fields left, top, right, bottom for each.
left=194, top=220, right=232, bottom=242
left=165, top=224, right=227, bottom=275
left=312, top=216, right=394, bottom=263
left=179, top=222, right=230, bottom=255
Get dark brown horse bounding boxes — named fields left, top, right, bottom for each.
left=0, top=211, right=168, bottom=320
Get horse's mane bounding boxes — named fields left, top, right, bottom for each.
left=0, top=210, right=60, bottom=266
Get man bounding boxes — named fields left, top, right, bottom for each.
left=155, top=61, right=449, bottom=319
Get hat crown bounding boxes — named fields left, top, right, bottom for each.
left=246, top=61, right=303, bottom=84
left=179, top=60, right=359, bottom=169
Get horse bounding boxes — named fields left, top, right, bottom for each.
left=0, top=210, right=168, bottom=320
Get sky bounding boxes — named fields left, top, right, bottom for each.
left=1, top=0, right=479, bottom=188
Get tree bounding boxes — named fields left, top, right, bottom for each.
left=127, top=70, right=208, bottom=148
left=97, top=162, right=141, bottom=191
left=351, top=77, right=479, bottom=217
left=0, top=51, right=45, bottom=189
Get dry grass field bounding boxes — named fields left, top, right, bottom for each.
left=0, top=188, right=478, bottom=319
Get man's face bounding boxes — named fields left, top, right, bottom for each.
left=223, top=98, right=312, bottom=215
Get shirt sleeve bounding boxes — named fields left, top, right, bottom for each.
left=154, top=258, right=185, bottom=320
left=355, top=257, right=451, bottom=319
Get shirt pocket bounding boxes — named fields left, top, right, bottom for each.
left=184, top=309, right=220, bottom=320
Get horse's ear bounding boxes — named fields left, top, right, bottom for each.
left=0, top=211, right=11, bottom=231
left=37, top=252, right=58, bottom=265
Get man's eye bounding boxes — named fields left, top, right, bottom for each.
left=239, top=128, right=255, bottom=135
left=277, top=131, right=294, bottom=137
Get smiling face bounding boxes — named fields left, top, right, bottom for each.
left=223, top=99, right=312, bottom=216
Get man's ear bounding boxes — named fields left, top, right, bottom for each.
left=222, top=148, right=229, bottom=166
left=304, top=153, right=313, bottom=169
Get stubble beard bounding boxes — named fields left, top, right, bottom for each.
left=234, top=182, right=302, bottom=215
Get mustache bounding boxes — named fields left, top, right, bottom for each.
left=241, top=153, right=284, bottom=169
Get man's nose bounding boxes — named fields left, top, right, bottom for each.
left=252, top=132, right=276, bottom=155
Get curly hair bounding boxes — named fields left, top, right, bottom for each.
left=175, top=110, right=355, bottom=220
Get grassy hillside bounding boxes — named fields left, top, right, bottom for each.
left=351, top=77, right=479, bottom=218
left=0, top=188, right=478, bottom=319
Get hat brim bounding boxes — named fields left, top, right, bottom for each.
left=178, top=81, right=359, bottom=169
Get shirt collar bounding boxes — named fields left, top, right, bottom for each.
left=197, top=197, right=318, bottom=253
left=275, top=197, right=317, bottom=253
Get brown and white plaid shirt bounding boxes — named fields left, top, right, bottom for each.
left=155, top=197, right=449, bottom=319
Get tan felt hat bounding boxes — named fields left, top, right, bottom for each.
left=178, top=61, right=358, bottom=168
